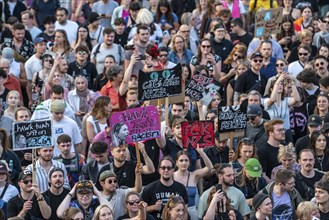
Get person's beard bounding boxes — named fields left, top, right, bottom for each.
left=223, top=179, right=233, bottom=187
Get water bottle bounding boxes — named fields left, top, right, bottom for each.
left=9, top=160, right=13, bottom=171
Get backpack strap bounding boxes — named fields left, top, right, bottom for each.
left=93, top=43, right=102, bottom=60
left=96, top=27, right=104, bottom=43
left=0, top=183, right=9, bottom=199
left=118, top=44, right=123, bottom=64
left=92, top=115, right=101, bottom=134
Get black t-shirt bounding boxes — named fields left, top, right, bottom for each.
left=211, top=37, right=234, bottom=64
left=234, top=69, right=267, bottom=96
left=114, top=32, right=129, bottom=48
left=290, top=104, right=310, bottom=143
left=67, top=61, right=98, bottom=90
left=257, top=142, right=281, bottom=178
left=295, top=135, right=310, bottom=158
left=294, top=171, right=323, bottom=201
left=43, top=188, right=70, bottom=220
left=141, top=180, right=188, bottom=220
left=7, top=194, right=50, bottom=219
left=230, top=32, right=253, bottom=46
left=320, top=210, right=329, bottom=220
left=117, top=213, right=155, bottom=220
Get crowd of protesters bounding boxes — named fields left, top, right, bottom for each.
left=0, top=0, right=328, bottom=219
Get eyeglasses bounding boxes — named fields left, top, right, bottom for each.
left=107, top=179, right=117, bottom=184
left=324, top=20, right=329, bottom=24
left=22, top=179, right=32, bottom=184
left=54, top=112, right=64, bottom=115
left=253, top=59, right=263, bottom=63
left=159, top=54, right=168, bottom=57
left=201, top=45, right=211, bottom=48
left=298, top=53, right=308, bottom=56
left=77, top=180, right=93, bottom=189
left=276, top=63, right=285, bottom=67
left=127, top=200, right=140, bottom=205
left=159, top=166, right=173, bottom=171
left=316, top=62, right=325, bottom=67
left=78, top=51, right=87, bottom=55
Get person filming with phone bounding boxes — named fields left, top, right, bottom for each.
left=198, top=163, right=250, bottom=219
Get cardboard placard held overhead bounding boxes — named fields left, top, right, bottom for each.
left=185, top=73, right=221, bottom=106
left=254, top=8, right=283, bottom=38
left=138, top=64, right=182, bottom=101
left=218, top=105, right=247, bottom=133
left=110, top=106, right=161, bottom=146
left=12, top=120, right=53, bottom=151
left=181, top=121, right=215, bottom=148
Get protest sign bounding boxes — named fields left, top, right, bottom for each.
left=181, top=121, right=215, bottom=148
left=138, top=64, right=182, bottom=101
left=110, top=106, right=161, bottom=145
left=185, top=73, right=221, bottom=106
left=254, top=8, right=283, bottom=38
left=218, top=105, right=247, bottom=133
left=12, top=120, right=52, bottom=151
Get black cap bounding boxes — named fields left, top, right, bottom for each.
left=88, top=12, right=100, bottom=24
left=251, top=52, right=263, bottom=59
left=252, top=193, right=270, bottom=210
left=307, top=114, right=322, bottom=127
left=247, top=104, right=262, bottom=117
left=18, top=170, right=32, bottom=181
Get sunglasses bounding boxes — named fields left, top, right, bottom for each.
left=253, top=59, right=263, bottom=63
left=77, top=180, right=93, bottom=189
left=276, top=63, right=285, bottom=67
left=127, top=200, right=140, bottom=205
left=107, top=179, right=117, bottom=184
left=201, top=45, right=211, bottom=48
left=316, top=62, right=325, bottom=67
left=298, top=53, right=308, bottom=56
left=78, top=51, right=87, bottom=55
left=22, top=179, right=32, bottom=184
left=159, top=54, right=168, bottom=57
left=234, top=54, right=243, bottom=59
left=159, top=166, right=173, bottom=171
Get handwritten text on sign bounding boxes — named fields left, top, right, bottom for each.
left=181, top=121, right=215, bottom=148
left=218, top=105, right=247, bottom=132
left=110, top=106, right=161, bottom=144
left=255, top=8, right=283, bottom=37
left=138, top=64, right=182, bottom=101
left=12, top=120, right=52, bottom=151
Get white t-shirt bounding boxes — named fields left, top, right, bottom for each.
left=0, top=184, right=19, bottom=202
left=87, top=115, right=107, bottom=134
left=55, top=20, right=79, bottom=45
left=25, top=55, right=42, bottom=81
left=28, top=26, right=42, bottom=42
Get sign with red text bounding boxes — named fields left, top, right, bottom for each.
left=110, top=106, right=160, bottom=146
left=181, top=121, right=215, bottom=148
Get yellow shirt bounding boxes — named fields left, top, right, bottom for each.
left=249, top=0, right=278, bottom=12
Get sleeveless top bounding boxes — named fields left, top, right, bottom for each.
left=10, top=60, right=21, bottom=78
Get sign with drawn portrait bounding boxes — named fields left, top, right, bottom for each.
left=254, top=8, right=283, bottom=37
left=110, top=106, right=161, bottom=146
left=12, top=120, right=53, bottom=151
left=138, top=64, right=182, bottom=101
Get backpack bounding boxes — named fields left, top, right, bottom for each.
left=92, top=43, right=123, bottom=63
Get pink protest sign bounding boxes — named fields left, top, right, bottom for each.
left=110, top=106, right=161, bottom=146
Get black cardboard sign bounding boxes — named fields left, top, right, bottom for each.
left=218, top=105, right=247, bottom=132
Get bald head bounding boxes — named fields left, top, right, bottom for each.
left=179, top=24, right=190, bottom=39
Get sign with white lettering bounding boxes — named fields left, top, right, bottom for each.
left=218, top=105, right=247, bottom=132
left=12, top=120, right=53, bottom=151
left=110, top=106, right=161, bottom=146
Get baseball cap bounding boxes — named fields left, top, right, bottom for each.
left=18, top=170, right=32, bottom=181
left=245, top=158, right=262, bottom=178
left=307, top=114, right=322, bottom=127
left=76, top=180, right=93, bottom=194
left=99, top=170, right=117, bottom=182
left=0, top=162, right=8, bottom=174
left=88, top=12, right=100, bottom=24
left=214, top=23, right=226, bottom=30
left=2, top=47, right=14, bottom=63
left=251, top=52, right=263, bottom=59
left=34, top=37, right=47, bottom=44
left=50, top=100, right=65, bottom=113
left=247, top=104, right=262, bottom=117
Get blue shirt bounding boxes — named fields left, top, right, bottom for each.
left=260, top=56, right=277, bottom=80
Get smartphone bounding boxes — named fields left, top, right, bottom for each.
left=139, top=54, right=146, bottom=60
left=216, top=184, right=222, bottom=192
left=282, top=67, right=288, bottom=72
left=124, top=45, right=135, bottom=50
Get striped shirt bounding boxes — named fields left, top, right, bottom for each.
left=25, top=159, right=70, bottom=193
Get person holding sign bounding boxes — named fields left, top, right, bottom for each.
left=173, top=147, right=213, bottom=220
